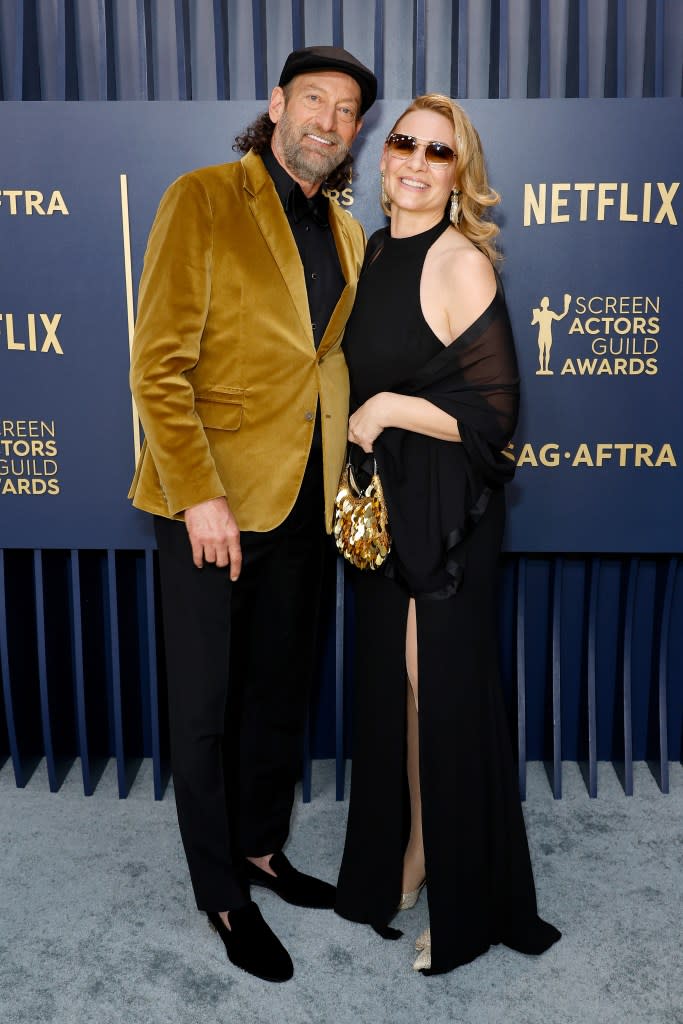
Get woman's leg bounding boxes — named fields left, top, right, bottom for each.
left=402, top=598, right=425, bottom=894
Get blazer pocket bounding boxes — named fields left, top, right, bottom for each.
left=194, top=386, right=245, bottom=431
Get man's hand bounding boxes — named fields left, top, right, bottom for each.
left=184, top=497, right=242, bottom=579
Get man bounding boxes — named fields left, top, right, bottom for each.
left=129, top=46, right=376, bottom=983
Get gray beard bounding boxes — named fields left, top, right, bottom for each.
left=275, top=110, right=349, bottom=184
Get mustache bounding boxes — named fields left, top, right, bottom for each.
left=298, top=123, right=345, bottom=148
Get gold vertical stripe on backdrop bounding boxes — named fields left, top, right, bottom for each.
left=119, top=173, right=141, bottom=465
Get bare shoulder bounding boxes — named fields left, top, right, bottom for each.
left=430, top=230, right=497, bottom=341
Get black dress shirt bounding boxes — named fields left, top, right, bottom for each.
left=261, top=147, right=347, bottom=454
left=261, top=147, right=346, bottom=351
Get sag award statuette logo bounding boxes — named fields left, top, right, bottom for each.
left=529, top=293, right=661, bottom=377
left=531, top=294, right=571, bottom=375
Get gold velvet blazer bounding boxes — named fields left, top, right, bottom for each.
left=128, top=150, right=366, bottom=533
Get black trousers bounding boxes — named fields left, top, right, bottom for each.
left=154, top=453, right=326, bottom=912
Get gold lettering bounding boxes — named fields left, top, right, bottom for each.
left=597, top=183, right=618, bottom=220
left=46, top=190, right=69, bottom=215
left=523, top=183, right=546, bottom=226
left=24, top=190, right=45, bottom=215
left=40, top=313, right=63, bottom=354
left=516, top=443, right=538, bottom=467
left=619, top=183, right=637, bottom=222
left=550, top=184, right=570, bottom=223
left=655, top=444, right=676, bottom=467
left=574, top=183, right=595, bottom=221
left=654, top=182, right=679, bottom=225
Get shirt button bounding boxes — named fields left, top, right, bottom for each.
left=311, top=322, right=317, bottom=331
left=305, top=225, right=311, bottom=232
left=311, top=272, right=318, bottom=280
left=304, top=411, right=314, bottom=421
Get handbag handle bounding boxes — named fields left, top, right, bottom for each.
left=347, top=456, right=378, bottom=497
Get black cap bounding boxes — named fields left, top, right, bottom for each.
left=278, top=45, right=377, bottom=115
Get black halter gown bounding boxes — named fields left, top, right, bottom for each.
left=335, top=216, right=561, bottom=975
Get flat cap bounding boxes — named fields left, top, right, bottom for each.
left=278, top=45, right=377, bottom=115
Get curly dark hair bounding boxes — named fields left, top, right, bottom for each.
left=233, top=111, right=354, bottom=191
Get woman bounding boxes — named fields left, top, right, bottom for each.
left=335, top=95, right=561, bottom=975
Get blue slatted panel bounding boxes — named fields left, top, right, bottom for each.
left=33, top=551, right=58, bottom=791
left=96, top=0, right=108, bottom=99
left=615, top=0, right=626, bottom=98
left=457, top=0, right=468, bottom=98
left=252, top=0, right=267, bottom=98
left=578, top=0, right=588, bottom=97
left=539, top=0, right=550, bottom=97
left=335, top=557, right=346, bottom=800
left=654, top=0, right=664, bottom=97
left=138, top=0, right=155, bottom=100
left=213, top=0, right=230, bottom=100
left=332, top=0, right=343, bottom=47
left=106, top=550, right=127, bottom=797
left=498, top=0, right=509, bottom=98
left=413, top=0, right=426, bottom=95
left=516, top=557, right=527, bottom=801
left=549, top=557, right=562, bottom=798
left=174, top=0, right=192, bottom=100
left=55, top=0, right=66, bottom=100
left=584, top=557, right=599, bottom=797
left=654, top=557, right=675, bottom=793
left=13, top=0, right=24, bottom=99
left=0, top=551, right=24, bottom=786
left=69, top=551, right=93, bottom=795
left=621, top=557, right=637, bottom=795
left=374, top=0, right=384, bottom=99
left=292, top=0, right=305, bottom=50
left=144, top=550, right=163, bottom=800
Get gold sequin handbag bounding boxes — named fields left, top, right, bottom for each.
left=333, top=457, right=391, bottom=570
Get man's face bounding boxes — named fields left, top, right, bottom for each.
left=269, top=71, right=363, bottom=185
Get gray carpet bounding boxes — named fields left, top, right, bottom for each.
left=1, top=759, right=681, bottom=1024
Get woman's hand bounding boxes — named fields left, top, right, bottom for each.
left=348, top=393, right=390, bottom=453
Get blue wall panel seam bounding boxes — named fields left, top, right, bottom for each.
left=0, top=551, right=24, bottom=785
left=144, top=551, right=162, bottom=800
left=551, top=557, right=562, bottom=798
left=106, top=551, right=127, bottom=797
left=498, top=0, right=509, bottom=98
left=33, top=551, right=57, bottom=791
left=655, top=556, right=675, bottom=793
left=539, top=0, right=549, bottom=97
left=622, top=557, right=637, bottom=795
left=69, top=550, right=92, bottom=795
left=586, top=557, right=599, bottom=797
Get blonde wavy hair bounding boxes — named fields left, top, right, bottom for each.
left=382, top=93, right=501, bottom=264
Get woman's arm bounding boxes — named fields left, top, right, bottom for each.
left=348, top=392, right=460, bottom=452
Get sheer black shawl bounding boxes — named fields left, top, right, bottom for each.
left=368, top=280, right=519, bottom=598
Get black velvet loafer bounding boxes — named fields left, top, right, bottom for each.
left=207, top=902, right=294, bottom=982
left=246, top=850, right=336, bottom=909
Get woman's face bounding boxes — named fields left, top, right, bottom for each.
left=381, top=109, right=459, bottom=219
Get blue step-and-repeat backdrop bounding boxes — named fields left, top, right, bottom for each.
left=0, top=100, right=681, bottom=551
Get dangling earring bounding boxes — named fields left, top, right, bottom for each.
left=450, top=189, right=461, bottom=225
left=381, top=170, right=391, bottom=211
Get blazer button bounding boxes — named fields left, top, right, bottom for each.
left=304, top=411, right=314, bottom=421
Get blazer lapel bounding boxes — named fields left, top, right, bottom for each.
left=317, top=204, right=360, bottom=358
left=241, top=151, right=313, bottom=345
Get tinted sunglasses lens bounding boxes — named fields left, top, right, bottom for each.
left=425, top=142, right=454, bottom=165
left=387, top=133, right=455, bottom=165
left=387, top=133, right=417, bottom=157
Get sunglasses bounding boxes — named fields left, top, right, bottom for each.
left=385, top=132, right=456, bottom=166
